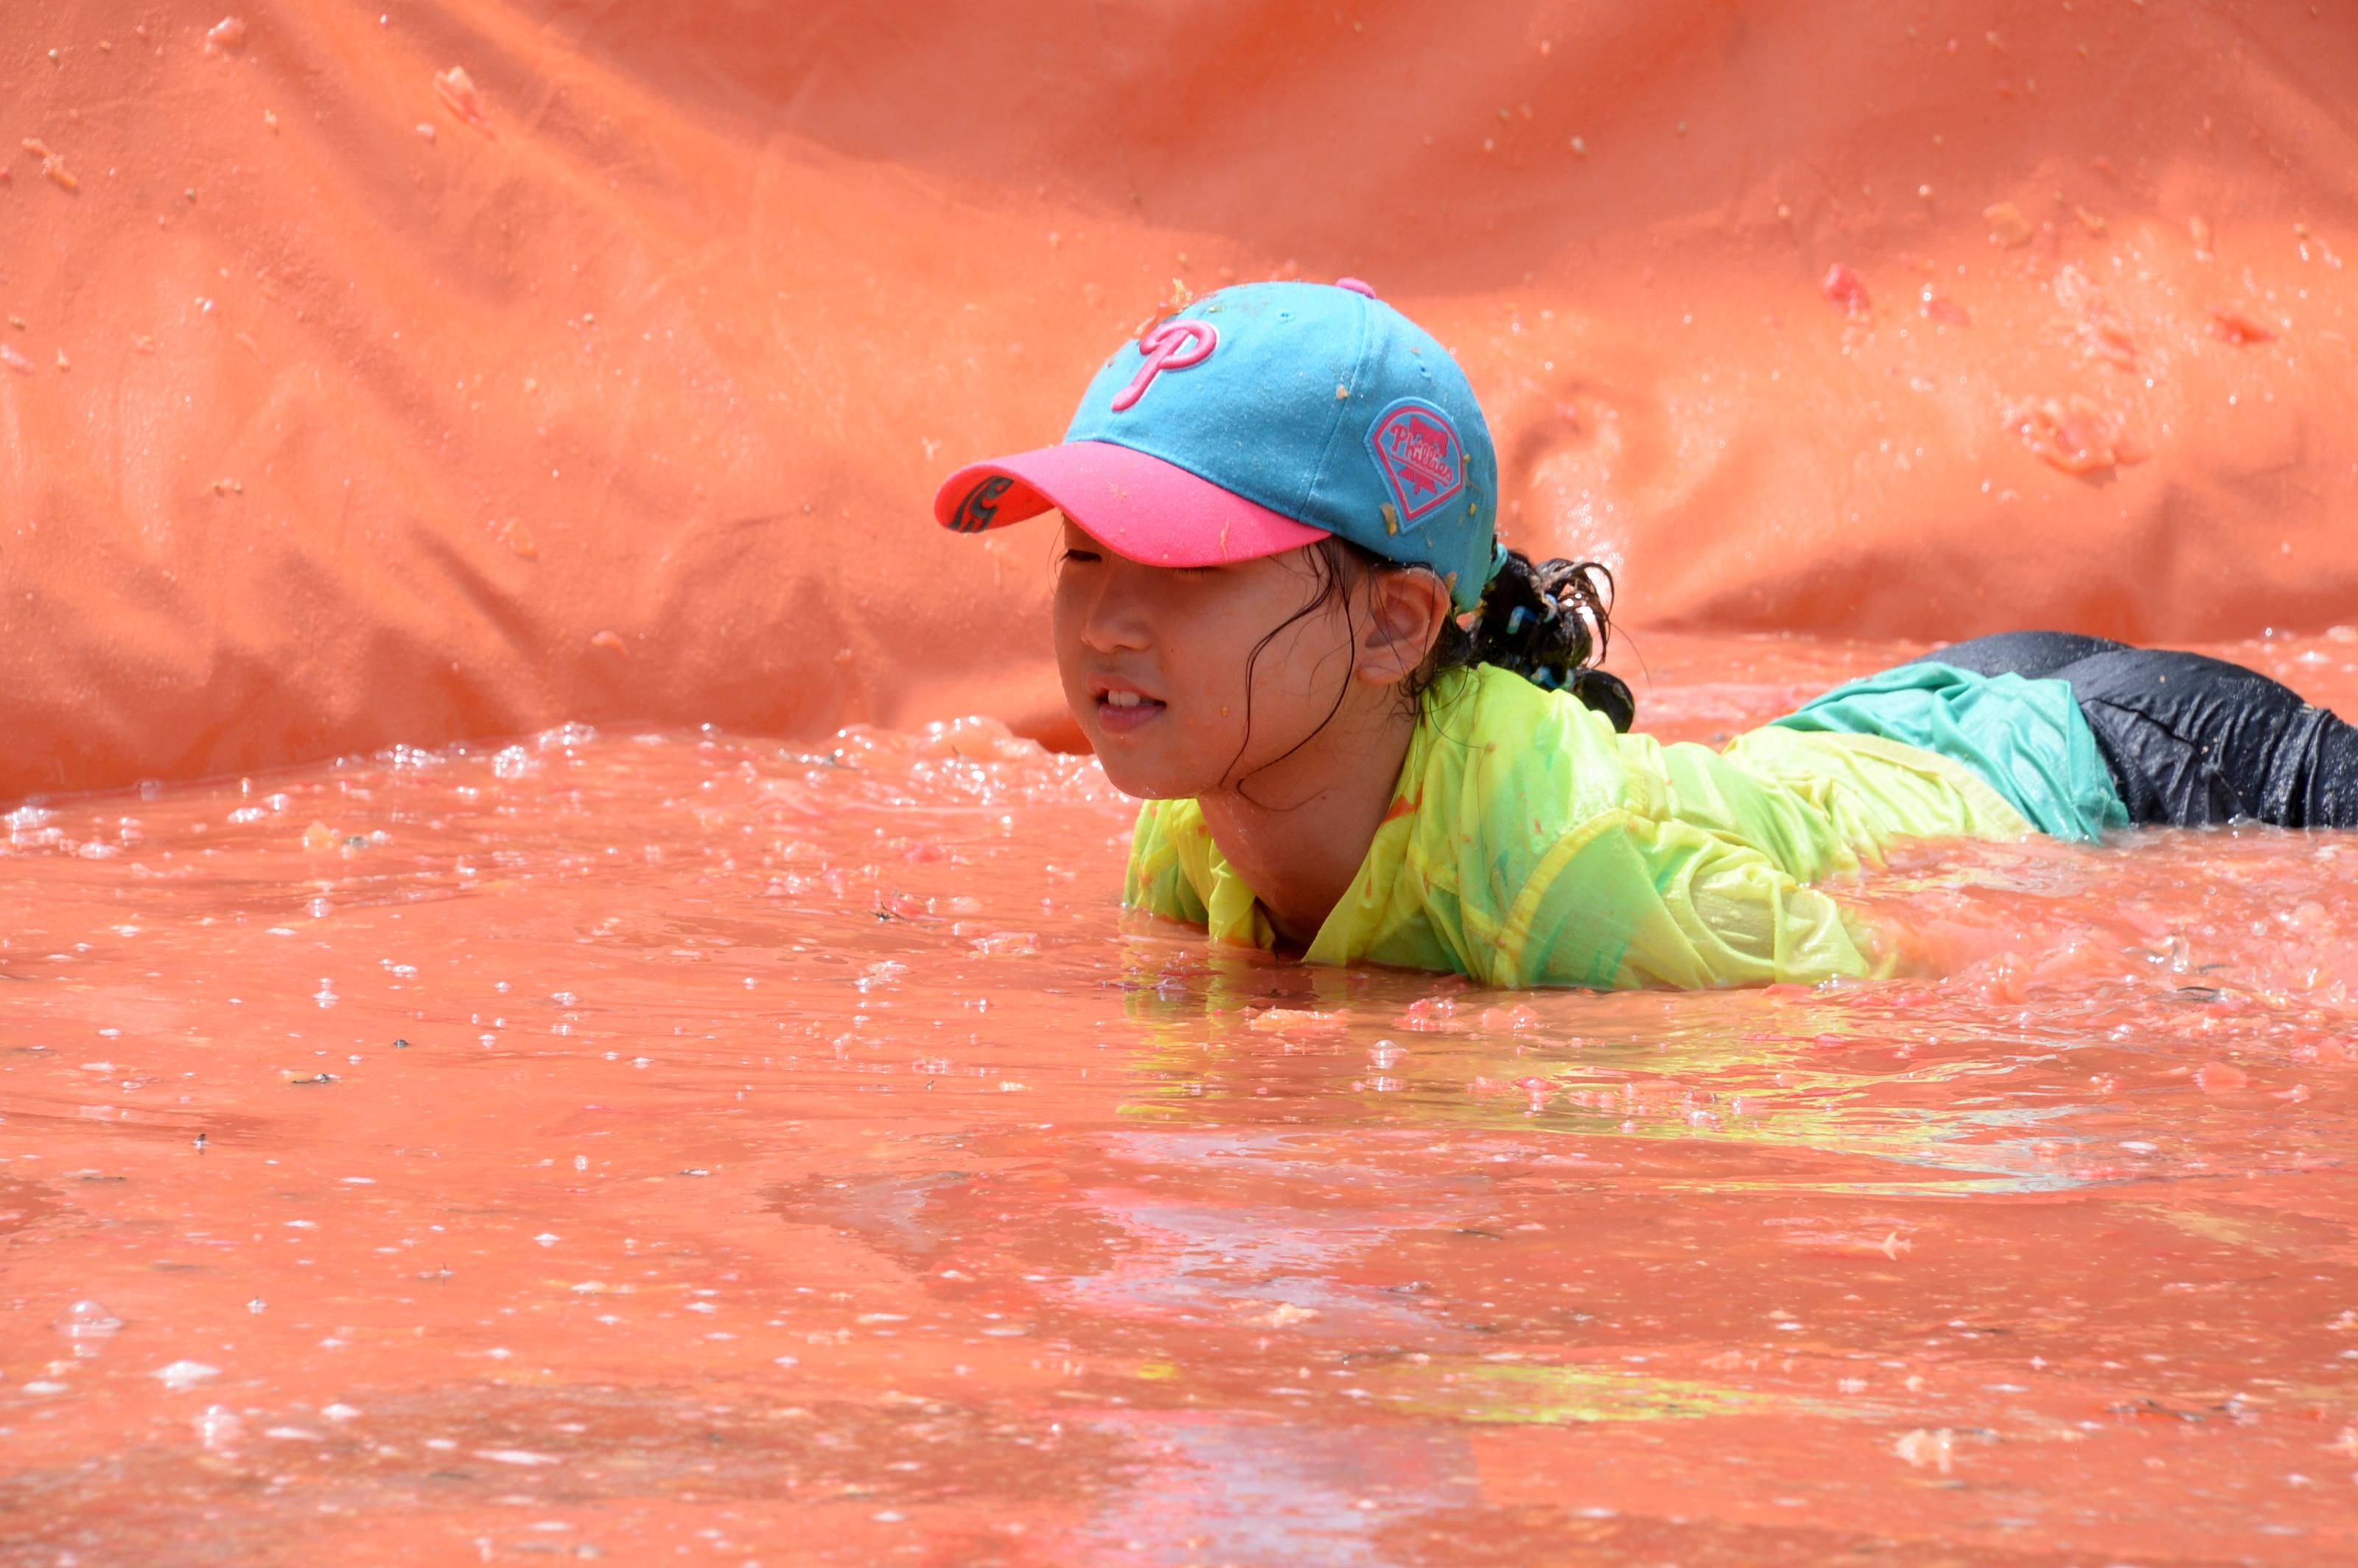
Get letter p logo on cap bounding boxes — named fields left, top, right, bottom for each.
left=1110, top=319, right=1219, bottom=412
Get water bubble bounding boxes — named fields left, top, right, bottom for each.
left=857, top=961, right=909, bottom=991
left=152, top=1359, right=221, bottom=1391
left=314, top=979, right=338, bottom=1008
left=56, top=1299, right=122, bottom=1354
left=536, top=722, right=598, bottom=751
left=491, top=746, right=534, bottom=780
left=194, top=1405, right=243, bottom=1449
left=1894, top=1428, right=1956, bottom=1474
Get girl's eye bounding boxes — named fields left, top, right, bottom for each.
left=1059, top=547, right=1103, bottom=566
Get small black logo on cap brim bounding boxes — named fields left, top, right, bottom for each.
left=949, top=475, right=1015, bottom=533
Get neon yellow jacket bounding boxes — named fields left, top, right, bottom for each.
left=1123, top=664, right=2036, bottom=990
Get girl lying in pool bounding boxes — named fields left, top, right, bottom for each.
left=934, top=280, right=2358, bottom=989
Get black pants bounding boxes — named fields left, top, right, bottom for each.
left=1917, top=631, right=2358, bottom=828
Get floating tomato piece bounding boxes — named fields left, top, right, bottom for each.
left=1821, top=262, right=1870, bottom=316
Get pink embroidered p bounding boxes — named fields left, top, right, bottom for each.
left=1110, top=319, right=1220, bottom=413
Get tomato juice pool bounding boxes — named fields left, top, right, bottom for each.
left=4, top=631, right=2358, bottom=1564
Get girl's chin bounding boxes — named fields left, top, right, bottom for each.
left=1085, top=743, right=1217, bottom=802
left=1093, top=757, right=1187, bottom=799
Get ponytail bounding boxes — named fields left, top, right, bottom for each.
left=1430, top=551, right=1634, bottom=731
left=1314, top=539, right=1637, bottom=733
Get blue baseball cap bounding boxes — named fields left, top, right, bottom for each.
left=934, top=279, right=1500, bottom=610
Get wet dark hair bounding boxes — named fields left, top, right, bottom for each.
left=1410, top=547, right=1634, bottom=732
left=1219, top=539, right=1633, bottom=798
left=1309, top=540, right=1633, bottom=732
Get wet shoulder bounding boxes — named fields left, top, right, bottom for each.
left=1408, top=666, right=1640, bottom=863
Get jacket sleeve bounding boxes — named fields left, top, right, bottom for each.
left=1490, top=809, right=1891, bottom=990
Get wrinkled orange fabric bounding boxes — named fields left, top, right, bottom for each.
left=1, top=0, right=2354, bottom=800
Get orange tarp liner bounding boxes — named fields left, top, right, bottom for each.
left=3, top=0, right=2354, bottom=800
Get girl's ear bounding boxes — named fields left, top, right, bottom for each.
left=1355, top=568, right=1452, bottom=687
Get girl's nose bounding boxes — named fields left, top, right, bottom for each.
left=1079, top=562, right=1153, bottom=653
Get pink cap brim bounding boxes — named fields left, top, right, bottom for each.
left=934, top=440, right=1327, bottom=567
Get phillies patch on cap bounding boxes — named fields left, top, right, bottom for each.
left=1365, top=399, right=1466, bottom=525
left=933, top=279, right=1499, bottom=610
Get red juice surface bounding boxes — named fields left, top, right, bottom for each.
left=5, top=631, right=2358, bottom=1566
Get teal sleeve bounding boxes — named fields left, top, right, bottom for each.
left=1774, top=662, right=2129, bottom=841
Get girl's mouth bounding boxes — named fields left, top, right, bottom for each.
left=1094, top=687, right=1166, bottom=734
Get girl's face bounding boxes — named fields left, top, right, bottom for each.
left=1050, top=519, right=1441, bottom=801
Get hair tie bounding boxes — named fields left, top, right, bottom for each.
left=1505, top=606, right=1529, bottom=638
left=1486, top=539, right=1510, bottom=584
